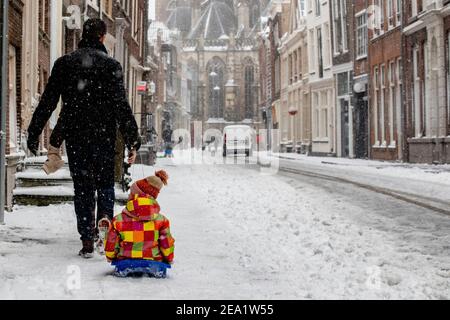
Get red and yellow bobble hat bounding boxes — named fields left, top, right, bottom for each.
left=134, top=170, right=169, bottom=199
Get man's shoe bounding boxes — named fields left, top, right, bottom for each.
left=79, top=240, right=94, bottom=259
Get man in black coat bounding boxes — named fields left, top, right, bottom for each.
left=27, top=19, right=141, bottom=258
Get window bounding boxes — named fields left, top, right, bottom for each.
left=389, top=61, right=395, bottom=85
left=293, top=51, right=298, bottom=81
left=313, top=92, right=319, bottom=137
left=323, top=23, right=331, bottom=67
left=132, top=1, right=139, bottom=41
left=388, top=61, right=395, bottom=145
left=333, top=0, right=347, bottom=54
left=380, top=64, right=386, bottom=144
left=121, top=0, right=131, bottom=16
left=356, top=11, right=368, bottom=58
left=411, top=0, right=423, bottom=18
left=396, top=0, right=402, bottom=26
left=8, top=45, right=18, bottom=153
left=373, top=0, right=385, bottom=36
left=411, top=0, right=418, bottom=17
left=245, top=65, right=255, bottom=119
left=396, top=58, right=402, bottom=142
left=208, top=58, right=226, bottom=119
left=373, top=66, right=379, bottom=145
left=317, top=27, right=323, bottom=78
left=337, top=72, right=350, bottom=96
left=388, top=0, right=394, bottom=28
left=250, top=0, right=261, bottom=28
left=39, top=0, right=49, bottom=34
left=309, top=30, right=315, bottom=73
left=315, top=0, right=321, bottom=16
left=289, top=54, right=293, bottom=84
left=298, top=0, right=306, bottom=17
left=448, top=33, right=450, bottom=132
left=413, top=46, right=420, bottom=137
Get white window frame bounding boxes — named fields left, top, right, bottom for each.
left=332, top=0, right=348, bottom=55
left=388, top=0, right=394, bottom=29
left=388, top=61, right=395, bottom=147
left=413, top=46, right=421, bottom=137
left=373, top=66, right=380, bottom=146
left=356, top=10, right=368, bottom=59
left=396, top=0, right=402, bottom=26
left=380, top=64, right=386, bottom=145
left=411, top=0, right=418, bottom=18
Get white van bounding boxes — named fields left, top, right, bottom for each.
left=222, top=125, right=253, bottom=157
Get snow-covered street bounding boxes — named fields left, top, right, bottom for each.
left=1, top=157, right=450, bottom=299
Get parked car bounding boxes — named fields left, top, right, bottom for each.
left=223, top=125, right=253, bottom=157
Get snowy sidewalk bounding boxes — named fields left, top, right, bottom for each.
left=0, top=159, right=449, bottom=299
left=259, top=152, right=450, bottom=210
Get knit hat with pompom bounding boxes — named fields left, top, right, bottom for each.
left=135, top=170, right=169, bottom=199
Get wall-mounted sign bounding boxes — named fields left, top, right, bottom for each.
left=137, top=81, right=148, bottom=95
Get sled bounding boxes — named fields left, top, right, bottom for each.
left=111, top=259, right=171, bottom=278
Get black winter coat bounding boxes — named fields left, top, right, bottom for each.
left=28, top=39, right=140, bottom=151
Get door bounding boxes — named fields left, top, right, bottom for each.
left=355, top=95, right=369, bottom=159
left=8, top=45, right=17, bottom=153
left=341, top=98, right=349, bottom=157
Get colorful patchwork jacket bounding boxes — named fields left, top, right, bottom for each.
left=105, top=192, right=175, bottom=263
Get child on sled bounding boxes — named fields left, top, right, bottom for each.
left=103, top=170, right=175, bottom=275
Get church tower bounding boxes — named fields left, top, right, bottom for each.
left=237, top=0, right=250, bottom=32
left=155, top=0, right=170, bottom=22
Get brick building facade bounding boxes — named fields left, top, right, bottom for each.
left=4, top=0, right=24, bottom=210
left=368, top=0, right=403, bottom=161
left=2, top=0, right=149, bottom=210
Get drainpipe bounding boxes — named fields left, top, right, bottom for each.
left=0, top=0, right=9, bottom=224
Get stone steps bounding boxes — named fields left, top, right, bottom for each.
left=15, top=169, right=73, bottom=188
left=22, top=156, right=69, bottom=170
left=14, top=186, right=128, bottom=206
left=14, top=157, right=128, bottom=207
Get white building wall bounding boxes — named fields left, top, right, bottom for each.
left=306, top=0, right=335, bottom=155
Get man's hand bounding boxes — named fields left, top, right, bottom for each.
left=27, top=137, right=39, bottom=156
left=128, top=148, right=137, bottom=164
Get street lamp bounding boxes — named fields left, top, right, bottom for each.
left=149, top=81, right=156, bottom=95
left=289, top=105, right=298, bottom=153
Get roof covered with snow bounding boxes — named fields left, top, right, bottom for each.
left=166, top=6, right=192, bottom=33
left=188, top=0, right=236, bottom=40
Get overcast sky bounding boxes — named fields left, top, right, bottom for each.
left=149, top=0, right=155, bottom=20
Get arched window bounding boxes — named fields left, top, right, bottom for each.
left=244, top=58, right=255, bottom=119
left=187, top=60, right=199, bottom=116
left=249, top=1, right=260, bottom=29
left=207, top=57, right=226, bottom=119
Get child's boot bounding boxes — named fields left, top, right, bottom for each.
left=96, top=217, right=111, bottom=255
left=43, top=145, right=65, bottom=175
